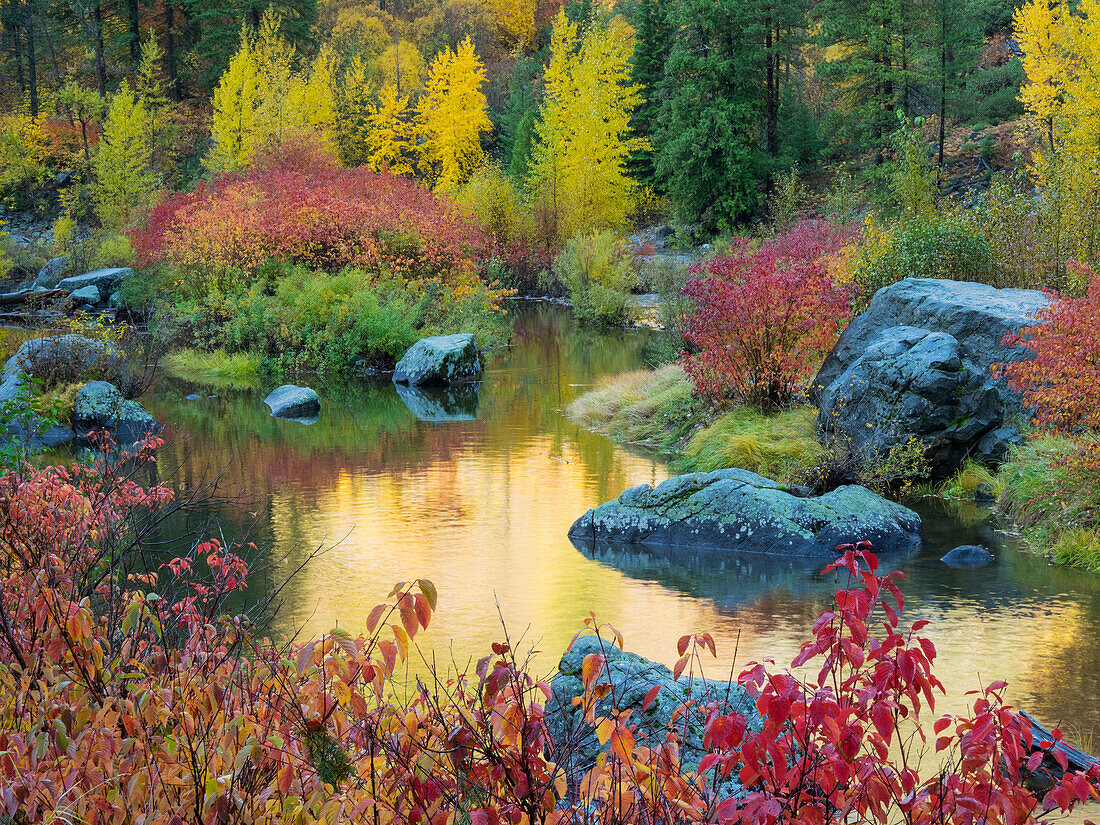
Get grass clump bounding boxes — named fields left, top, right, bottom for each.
left=567, top=364, right=706, bottom=449
left=568, top=365, right=823, bottom=484
left=682, top=406, right=822, bottom=482
left=936, top=459, right=1004, bottom=500
left=997, top=433, right=1100, bottom=571
left=162, top=348, right=262, bottom=390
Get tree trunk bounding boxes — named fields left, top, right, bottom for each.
left=165, top=1, right=181, bottom=100
left=765, top=24, right=778, bottom=161
left=92, top=0, right=107, bottom=96
left=938, top=0, right=947, bottom=169
left=11, top=15, right=25, bottom=99
left=126, top=0, right=140, bottom=66
left=25, top=0, right=38, bottom=117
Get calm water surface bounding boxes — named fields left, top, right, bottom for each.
left=144, top=303, right=1100, bottom=752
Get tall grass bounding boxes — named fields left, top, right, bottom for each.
left=567, top=365, right=822, bottom=483
left=162, top=348, right=262, bottom=390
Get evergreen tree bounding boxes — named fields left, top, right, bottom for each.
left=930, top=0, right=982, bottom=167
left=653, top=0, right=765, bottom=228
left=628, top=0, right=670, bottom=187
left=496, top=55, right=540, bottom=183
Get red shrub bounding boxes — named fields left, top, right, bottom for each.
left=999, top=261, right=1100, bottom=432
left=682, top=220, right=857, bottom=409
left=131, top=152, right=489, bottom=283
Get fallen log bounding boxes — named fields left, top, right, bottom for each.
left=0, top=288, right=63, bottom=306
left=1019, top=710, right=1099, bottom=795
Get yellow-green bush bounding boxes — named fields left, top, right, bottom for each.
left=682, top=406, right=822, bottom=482
left=554, top=231, right=637, bottom=324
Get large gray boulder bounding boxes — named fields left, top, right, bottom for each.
left=547, top=636, right=761, bottom=799
left=58, top=267, right=132, bottom=295
left=34, top=256, right=71, bottom=288
left=812, top=279, right=1049, bottom=476
left=68, top=285, right=102, bottom=307
left=264, top=385, right=320, bottom=420
left=393, top=334, right=482, bottom=386
left=568, top=468, right=922, bottom=556
left=73, top=381, right=158, bottom=442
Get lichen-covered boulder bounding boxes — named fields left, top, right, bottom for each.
left=568, top=468, right=922, bottom=556
left=547, top=636, right=761, bottom=799
left=393, top=334, right=482, bottom=386
left=0, top=335, right=121, bottom=403
left=812, top=278, right=1048, bottom=476
left=264, top=385, right=320, bottom=419
left=34, top=256, right=71, bottom=288
left=73, top=381, right=158, bottom=442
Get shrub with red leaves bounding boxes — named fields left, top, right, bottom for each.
left=131, top=150, right=489, bottom=288
left=681, top=220, right=857, bottom=409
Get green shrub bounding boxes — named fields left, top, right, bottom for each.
left=554, top=231, right=638, bottom=325
left=852, top=216, right=995, bottom=307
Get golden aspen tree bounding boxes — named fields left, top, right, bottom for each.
left=366, top=86, right=418, bottom=175
left=1016, top=0, right=1100, bottom=277
left=209, top=26, right=261, bottom=172
left=487, top=0, right=536, bottom=50
left=288, top=46, right=337, bottom=135
left=529, top=11, right=646, bottom=238
left=417, top=38, right=491, bottom=191
left=372, top=40, right=424, bottom=96
left=335, top=53, right=375, bottom=166
left=93, top=81, right=157, bottom=231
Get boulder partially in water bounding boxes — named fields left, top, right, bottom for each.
left=940, top=544, right=995, bottom=568
left=393, top=334, right=482, bottom=386
left=547, top=635, right=761, bottom=799
left=264, top=385, right=320, bottom=420
left=568, top=468, right=922, bottom=556
left=73, top=380, right=159, bottom=443
left=812, top=278, right=1048, bottom=476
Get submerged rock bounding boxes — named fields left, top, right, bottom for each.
left=812, top=278, right=1048, bottom=476
left=393, top=334, right=482, bottom=386
left=395, top=381, right=479, bottom=422
left=547, top=635, right=761, bottom=799
left=940, top=544, right=995, bottom=568
left=568, top=468, right=922, bottom=556
left=73, top=381, right=159, bottom=442
left=264, top=385, right=320, bottom=419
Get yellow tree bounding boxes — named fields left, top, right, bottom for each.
left=487, top=0, right=536, bottom=50
left=529, top=11, right=646, bottom=238
left=417, top=38, right=491, bottom=191
left=93, top=81, right=157, bottom=231
left=366, top=86, right=418, bottom=175
left=1016, top=0, right=1100, bottom=275
left=209, top=26, right=261, bottom=172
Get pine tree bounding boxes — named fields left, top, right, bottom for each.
left=653, top=0, right=765, bottom=228
left=335, top=52, right=375, bottom=167
left=628, top=0, right=671, bottom=187
left=930, top=0, right=982, bottom=167
left=417, top=37, right=491, bottom=191
left=497, top=55, right=541, bottom=183
left=93, top=81, right=157, bottom=231
left=529, top=11, right=645, bottom=237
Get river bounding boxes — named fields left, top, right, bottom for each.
left=142, top=302, right=1100, bottom=756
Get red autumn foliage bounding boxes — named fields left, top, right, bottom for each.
left=131, top=149, right=489, bottom=281
left=681, top=220, right=857, bottom=409
left=0, top=434, right=1096, bottom=822
left=999, top=261, right=1100, bottom=433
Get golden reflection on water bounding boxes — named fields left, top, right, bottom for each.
left=146, top=304, right=1100, bottom=806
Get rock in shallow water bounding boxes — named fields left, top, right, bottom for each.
left=568, top=468, right=922, bottom=556
left=264, top=385, right=320, bottom=419
left=393, top=334, right=482, bottom=386
left=940, top=544, right=995, bottom=568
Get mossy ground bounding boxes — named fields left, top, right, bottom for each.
left=162, top=348, right=262, bottom=390
left=996, top=433, right=1100, bottom=571
left=567, top=365, right=822, bottom=484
